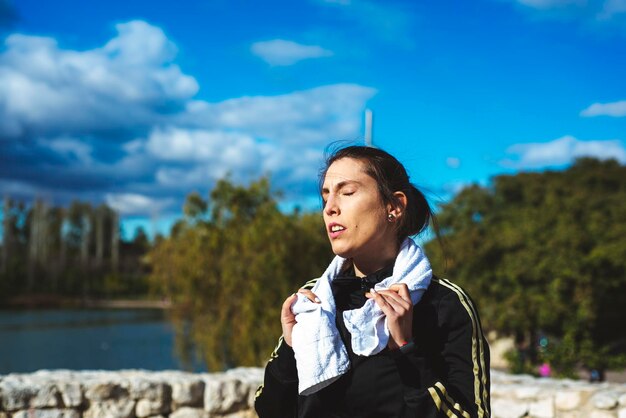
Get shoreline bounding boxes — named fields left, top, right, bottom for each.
left=1, top=295, right=171, bottom=310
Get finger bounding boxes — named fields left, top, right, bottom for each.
left=281, top=294, right=297, bottom=318
left=369, top=290, right=396, bottom=317
left=298, top=288, right=321, bottom=303
left=388, top=283, right=411, bottom=301
left=375, top=289, right=411, bottom=312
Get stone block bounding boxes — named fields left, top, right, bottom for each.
left=136, top=398, right=170, bottom=417
left=219, top=410, right=258, bottom=418
left=58, top=382, right=83, bottom=408
left=172, top=379, right=205, bottom=407
left=31, top=383, right=62, bottom=408
left=558, top=412, right=582, bottom=418
left=590, top=411, right=617, bottom=418
left=528, top=397, right=554, bottom=418
left=204, top=376, right=248, bottom=414
left=85, top=382, right=129, bottom=401
left=0, top=380, right=38, bottom=411
left=490, top=382, right=512, bottom=398
left=594, top=391, right=620, bottom=410
left=515, top=386, right=541, bottom=400
left=491, top=398, right=529, bottom=418
left=129, top=379, right=171, bottom=401
left=13, top=409, right=80, bottom=418
left=170, top=407, right=210, bottom=418
left=84, top=399, right=136, bottom=418
left=555, top=390, right=585, bottom=411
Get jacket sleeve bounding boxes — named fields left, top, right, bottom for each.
left=254, top=337, right=299, bottom=418
left=402, top=280, right=491, bottom=418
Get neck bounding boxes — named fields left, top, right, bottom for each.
left=352, top=243, right=399, bottom=277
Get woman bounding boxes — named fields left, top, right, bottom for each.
left=255, top=146, right=490, bottom=418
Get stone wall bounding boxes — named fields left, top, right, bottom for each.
left=0, top=368, right=263, bottom=418
left=1, top=368, right=626, bottom=417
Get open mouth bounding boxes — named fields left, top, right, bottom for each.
left=328, top=223, right=346, bottom=237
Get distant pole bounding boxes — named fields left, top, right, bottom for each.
left=364, top=109, right=373, bottom=147
left=2, top=196, right=10, bottom=275
left=111, top=211, right=119, bottom=273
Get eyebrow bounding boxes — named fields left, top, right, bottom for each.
left=321, top=180, right=362, bottom=195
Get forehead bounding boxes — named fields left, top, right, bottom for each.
left=322, top=158, right=371, bottom=186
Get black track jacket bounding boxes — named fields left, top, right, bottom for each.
left=255, top=274, right=491, bottom=418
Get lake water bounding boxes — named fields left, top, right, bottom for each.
left=0, top=309, right=206, bottom=374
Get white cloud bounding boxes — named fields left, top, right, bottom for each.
left=446, top=157, right=461, bottom=169
left=580, top=100, right=626, bottom=117
left=105, top=192, right=174, bottom=216
left=251, top=39, right=333, bottom=66
left=502, top=135, right=626, bottom=168
left=0, top=20, right=376, bottom=217
left=510, top=0, right=626, bottom=20
left=43, top=137, right=94, bottom=164
left=599, top=0, right=626, bottom=18
left=515, top=0, right=584, bottom=9
left=182, top=84, right=376, bottom=145
left=0, top=20, right=198, bottom=139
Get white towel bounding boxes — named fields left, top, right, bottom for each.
left=291, top=237, right=432, bottom=395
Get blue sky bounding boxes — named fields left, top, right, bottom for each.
left=1, top=0, right=625, bottom=239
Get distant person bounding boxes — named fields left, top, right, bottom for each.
left=255, top=145, right=491, bottom=417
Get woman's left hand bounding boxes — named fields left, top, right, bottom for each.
left=366, top=283, right=413, bottom=350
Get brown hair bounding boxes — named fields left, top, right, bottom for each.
left=320, top=145, right=437, bottom=242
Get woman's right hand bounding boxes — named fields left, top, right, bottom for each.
left=281, top=289, right=320, bottom=346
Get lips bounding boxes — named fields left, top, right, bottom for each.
left=327, top=222, right=346, bottom=239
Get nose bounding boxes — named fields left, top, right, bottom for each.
left=324, top=194, right=339, bottom=217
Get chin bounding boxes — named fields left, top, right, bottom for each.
left=329, top=242, right=354, bottom=259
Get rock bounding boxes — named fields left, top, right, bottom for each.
left=555, top=390, right=586, bottom=411
left=85, top=382, right=129, bottom=401
left=491, top=398, right=529, bottom=418
left=528, top=397, right=554, bottom=418
left=558, top=412, right=583, bottom=418
left=619, top=393, right=626, bottom=406
left=58, top=381, right=83, bottom=408
left=590, top=411, right=618, bottom=418
left=31, top=383, right=62, bottom=408
left=618, top=407, right=626, bottom=418
left=128, top=377, right=171, bottom=417
left=13, top=409, right=80, bottom=418
left=0, top=378, right=38, bottom=411
left=515, top=385, right=542, bottom=400
left=170, top=407, right=209, bottom=418
left=204, top=376, right=248, bottom=414
left=136, top=397, right=170, bottom=417
left=128, top=378, right=170, bottom=401
left=84, top=399, right=136, bottom=418
left=172, top=379, right=205, bottom=407
left=593, top=391, right=620, bottom=410
left=219, top=411, right=258, bottom=418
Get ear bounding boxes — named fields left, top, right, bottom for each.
left=388, top=191, right=407, bottom=220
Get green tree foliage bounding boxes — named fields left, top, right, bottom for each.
left=0, top=198, right=147, bottom=303
left=149, top=177, right=333, bottom=370
left=425, top=158, right=626, bottom=377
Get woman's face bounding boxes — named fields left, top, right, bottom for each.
left=321, top=158, right=398, bottom=265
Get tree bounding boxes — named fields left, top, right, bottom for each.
left=425, top=158, right=626, bottom=377
left=149, top=176, right=332, bottom=370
